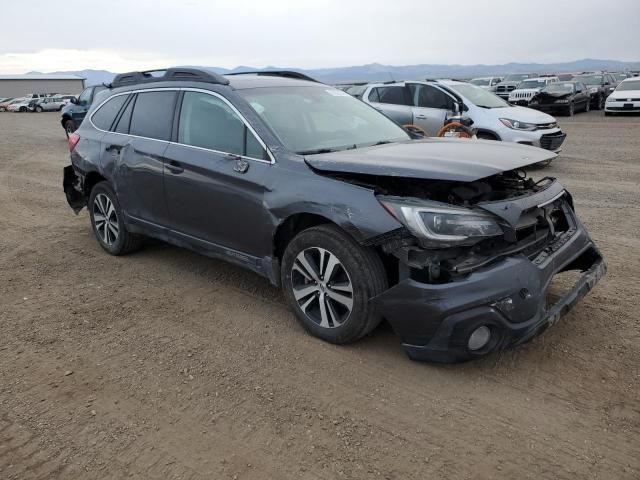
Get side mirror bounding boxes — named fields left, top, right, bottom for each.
left=70, top=97, right=78, bottom=105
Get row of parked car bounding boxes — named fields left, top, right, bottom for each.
left=471, top=71, right=638, bottom=115
left=0, top=93, right=77, bottom=113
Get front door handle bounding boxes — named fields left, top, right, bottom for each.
left=415, top=114, right=428, bottom=119
left=165, top=161, right=184, bottom=174
left=105, top=144, right=123, bottom=152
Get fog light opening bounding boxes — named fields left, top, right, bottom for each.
left=468, top=326, right=491, bottom=351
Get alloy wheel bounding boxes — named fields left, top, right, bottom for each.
left=93, top=193, right=119, bottom=246
left=290, top=247, right=354, bottom=328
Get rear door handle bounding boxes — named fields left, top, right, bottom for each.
left=165, top=160, right=184, bottom=174
left=415, top=114, right=428, bottom=119
left=105, top=144, right=123, bottom=152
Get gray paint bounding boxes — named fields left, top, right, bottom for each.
left=305, top=138, right=556, bottom=182
left=0, top=77, right=85, bottom=98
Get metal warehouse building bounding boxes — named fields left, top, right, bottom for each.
left=0, top=74, right=85, bottom=98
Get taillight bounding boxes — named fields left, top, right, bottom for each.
left=68, top=132, right=80, bottom=152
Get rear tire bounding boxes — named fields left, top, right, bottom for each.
left=88, top=181, right=143, bottom=256
left=281, top=224, right=387, bottom=344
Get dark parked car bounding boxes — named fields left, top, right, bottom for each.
left=60, top=84, right=106, bottom=136
left=63, top=68, right=605, bottom=363
left=529, top=81, right=590, bottom=116
left=572, top=73, right=616, bottom=110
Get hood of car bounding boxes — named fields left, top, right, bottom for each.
left=509, top=88, right=541, bottom=97
left=608, top=89, right=640, bottom=100
left=304, top=139, right=556, bottom=182
left=535, top=91, right=572, bottom=99
left=497, top=105, right=556, bottom=123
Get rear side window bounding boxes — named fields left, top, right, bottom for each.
left=178, top=91, right=266, bottom=159
left=92, top=94, right=128, bottom=131
left=369, top=86, right=408, bottom=105
left=408, top=84, right=455, bottom=110
left=129, top=91, right=177, bottom=141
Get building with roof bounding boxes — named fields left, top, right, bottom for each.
left=0, top=74, right=85, bottom=98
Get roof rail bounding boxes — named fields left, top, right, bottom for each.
left=225, top=70, right=321, bottom=83
left=110, top=67, right=230, bottom=88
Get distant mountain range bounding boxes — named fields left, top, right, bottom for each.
left=29, top=59, right=640, bottom=86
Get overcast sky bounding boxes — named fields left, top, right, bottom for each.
left=1, top=0, right=639, bottom=74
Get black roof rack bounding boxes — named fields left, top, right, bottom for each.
left=225, top=70, right=321, bottom=83
left=110, top=67, right=230, bottom=89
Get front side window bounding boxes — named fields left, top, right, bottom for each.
left=77, top=87, right=93, bottom=106
left=92, top=94, right=128, bottom=131
left=240, top=86, right=409, bottom=154
left=178, top=91, right=265, bottom=159
left=408, top=84, right=455, bottom=110
left=129, top=91, right=177, bottom=141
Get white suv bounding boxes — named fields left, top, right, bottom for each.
left=361, top=80, right=566, bottom=153
left=508, top=77, right=559, bottom=106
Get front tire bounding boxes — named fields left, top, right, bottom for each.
left=585, top=99, right=590, bottom=112
left=35, top=105, right=43, bottom=113
left=567, top=102, right=575, bottom=116
left=64, top=119, right=77, bottom=138
left=594, top=95, right=603, bottom=110
left=281, top=224, right=387, bottom=344
left=88, top=182, right=143, bottom=255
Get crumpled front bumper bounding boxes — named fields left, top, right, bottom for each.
left=372, top=215, right=605, bottom=363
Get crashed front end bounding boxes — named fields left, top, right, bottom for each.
left=362, top=171, right=604, bottom=362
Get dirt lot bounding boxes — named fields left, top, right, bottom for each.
left=1, top=110, right=639, bottom=479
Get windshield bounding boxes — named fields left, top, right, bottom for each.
left=543, top=83, right=574, bottom=93
left=518, top=79, right=547, bottom=89
left=239, top=86, right=410, bottom=154
left=616, top=80, right=640, bottom=91
left=504, top=74, right=529, bottom=82
left=447, top=83, right=509, bottom=108
left=615, top=73, right=628, bottom=81
left=575, top=75, right=603, bottom=86
left=470, top=78, right=490, bottom=86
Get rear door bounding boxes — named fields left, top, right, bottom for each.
left=406, top=83, right=456, bottom=135
left=162, top=89, right=273, bottom=258
left=96, top=90, right=177, bottom=227
left=365, top=86, right=413, bottom=126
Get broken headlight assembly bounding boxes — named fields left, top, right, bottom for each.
left=499, top=118, right=537, bottom=131
left=378, top=197, right=503, bottom=248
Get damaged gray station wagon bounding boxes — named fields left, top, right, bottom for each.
left=63, top=68, right=605, bottom=362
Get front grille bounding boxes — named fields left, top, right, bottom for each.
left=616, top=98, right=640, bottom=101
left=537, top=122, right=557, bottom=129
left=540, top=132, right=566, bottom=150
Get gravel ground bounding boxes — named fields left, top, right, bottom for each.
left=1, top=110, right=639, bottom=479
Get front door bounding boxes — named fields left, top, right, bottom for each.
left=162, top=90, right=273, bottom=258
left=407, top=83, right=456, bottom=135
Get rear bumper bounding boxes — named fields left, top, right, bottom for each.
left=373, top=217, right=604, bottom=363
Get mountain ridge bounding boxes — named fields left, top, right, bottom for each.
left=27, top=59, right=640, bottom=86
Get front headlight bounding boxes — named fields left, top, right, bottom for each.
left=378, top=197, right=503, bottom=247
left=499, top=118, right=538, bottom=131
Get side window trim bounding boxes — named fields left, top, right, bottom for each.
left=88, top=87, right=274, bottom=164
